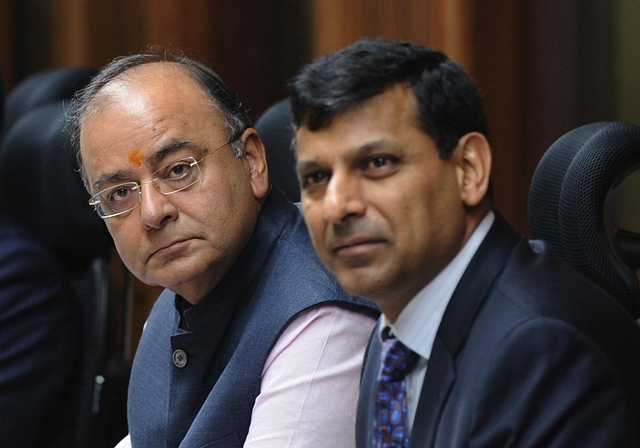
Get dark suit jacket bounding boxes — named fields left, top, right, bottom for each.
left=357, top=213, right=640, bottom=447
left=0, top=213, right=78, bottom=447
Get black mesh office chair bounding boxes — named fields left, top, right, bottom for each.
left=0, top=68, right=130, bottom=448
left=1, top=67, right=96, bottom=138
left=255, top=98, right=300, bottom=202
left=528, top=121, right=640, bottom=318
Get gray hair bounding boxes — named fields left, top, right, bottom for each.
left=67, top=51, right=251, bottom=190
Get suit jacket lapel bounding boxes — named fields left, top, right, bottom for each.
left=356, top=321, right=383, bottom=448
left=410, top=213, right=521, bottom=447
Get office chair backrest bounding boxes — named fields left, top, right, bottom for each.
left=2, top=67, right=96, bottom=138
left=1, top=102, right=110, bottom=273
left=254, top=98, right=300, bottom=202
left=528, top=121, right=640, bottom=318
left=0, top=67, right=129, bottom=448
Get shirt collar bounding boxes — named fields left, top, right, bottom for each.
left=379, top=211, right=495, bottom=359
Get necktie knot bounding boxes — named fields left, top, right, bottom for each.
left=378, top=337, right=419, bottom=383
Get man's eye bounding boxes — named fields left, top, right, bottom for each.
left=369, top=156, right=391, bottom=168
left=165, top=162, right=191, bottom=180
left=301, top=171, right=330, bottom=189
left=107, top=186, right=134, bottom=203
left=360, top=154, right=400, bottom=178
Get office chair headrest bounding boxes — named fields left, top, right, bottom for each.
left=2, top=67, right=96, bottom=137
left=254, top=99, right=300, bottom=202
left=528, top=121, right=640, bottom=318
left=0, top=102, right=110, bottom=276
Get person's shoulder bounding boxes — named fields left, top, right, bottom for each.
left=267, top=201, right=325, bottom=268
left=261, top=199, right=378, bottom=314
left=492, top=237, right=640, bottom=347
left=0, top=211, right=76, bottom=332
left=527, top=239, right=624, bottom=300
left=0, top=215, right=61, bottom=274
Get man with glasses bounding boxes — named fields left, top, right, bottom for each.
left=68, top=53, right=377, bottom=448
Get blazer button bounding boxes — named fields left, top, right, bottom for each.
left=172, top=349, right=188, bottom=368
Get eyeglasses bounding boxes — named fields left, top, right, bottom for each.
left=89, top=139, right=234, bottom=219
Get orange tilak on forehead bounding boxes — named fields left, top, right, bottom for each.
left=128, top=149, right=145, bottom=168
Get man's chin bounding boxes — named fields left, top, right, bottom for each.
left=136, top=265, right=189, bottom=291
left=334, top=267, right=384, bottom=299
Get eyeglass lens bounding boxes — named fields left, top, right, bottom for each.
left=91, top=157, right=201, bottom=218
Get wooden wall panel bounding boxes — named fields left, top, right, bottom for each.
left=50, top=0, right=310, bottom=118
left=470, top=0, right=527, bottom=232
left=51, top=0, right=91, bottom=66
left=310, top=0, right=527, bottom=231
left=426, top=0, right=473, bottom=69
left=0, top=0, right=17, bottom=90
left=312, top=0, right=472, bottom=66
left=140, top=0, right=186, bottom=46
left=312, top=2, right=370, bottom=55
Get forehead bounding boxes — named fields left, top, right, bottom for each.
left=80, top=63, right=227, bottom=186
left=88, top=63, right=214, bottom=118
left=295, top=85, right=425, bottom=156
left=82, top=62, right=226, bottom=146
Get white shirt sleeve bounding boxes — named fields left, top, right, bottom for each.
left=114, top=434, right=131, bottom=448
left=243, top=305, right=377, bottom=447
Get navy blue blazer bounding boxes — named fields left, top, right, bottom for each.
left=357, top=213, right=640, bottom=447
left=0, top=213, right=78, bottom=447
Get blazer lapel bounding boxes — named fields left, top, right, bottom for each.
left=409, top=337, right=455, bottom=447
left=409, top=213, right=521, bottom=447
left=356, top=321, right=383, bottom=448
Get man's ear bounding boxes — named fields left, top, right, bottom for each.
left=241, top=128, right=270, bottom=200
left=454, top=132, right=492, bottom=207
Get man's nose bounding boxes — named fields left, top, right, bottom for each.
left=139, top=181, right=178, bottom=229
left=323, top=170, right=366, bottom=223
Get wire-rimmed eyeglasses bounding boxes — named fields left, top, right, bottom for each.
left=89, top=139, right=234, bottom=219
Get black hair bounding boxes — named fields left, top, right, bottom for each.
left=289, top=38, right=489, bottom=158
